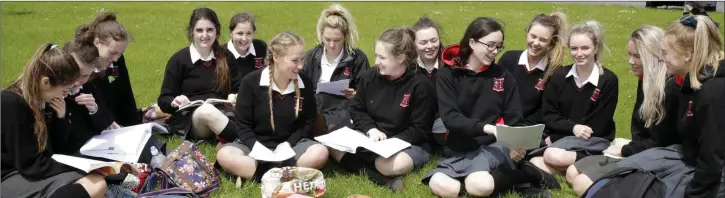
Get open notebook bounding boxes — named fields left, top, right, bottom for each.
left=177, top=98, right=233, bottom=112
left=315, top=127, right=411, bottom=158
left=247, top=142, right=296, bottom=162
left=79, top=123, right=165, bottom=163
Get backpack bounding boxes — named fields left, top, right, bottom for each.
left=583, top=167, right=667, bottom=198
left=138, top=141, right=220, bottom=197
left=261, top=167, right=327, bottom=198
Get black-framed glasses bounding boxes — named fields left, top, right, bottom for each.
left=473, top=40, right=504, bottom=52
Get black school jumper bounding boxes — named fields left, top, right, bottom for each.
left=1, top=90, right=89, bottom=198
left=573, top=77, right=684, bottom=181
left=437, top=63, right=524, bottom=153
left=498, top=50, right=548, bottom=126
left=56, top=83, right=114, bottom=154
left=621, top=77, right=682, bottom=156
left=302, top=45, right=370, bottom=132
left=223, top=39, right=268, bottom=81
left=541, top=65, right=618, bottom=143
left=350, top=66, right=435, bottom=145
left=233, top=68, right=317, bottom=149
left=91, top=55, right=141, bottom=126
left=425, top=45, right=550, bottom=194
left=675, top=64, right=725, bottom=198
left=158, top=46, right=240, bottom=139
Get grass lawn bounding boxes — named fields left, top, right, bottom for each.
left=2, top=2, right=724, bottom=197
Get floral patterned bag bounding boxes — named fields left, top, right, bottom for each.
left=261, top=167, right=327, bottom=198
left=138, top=140, right=220, bottom=197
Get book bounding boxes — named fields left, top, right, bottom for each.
left=80, top=123, right=164, bottom=162
left=176, top=98, right=234, bottom=112
left=315, top=127, right=411, bottom=158
left=52, top=154, right=133, bottom=175
left=248, top=141, right=296, bottom=162
left=495, top=124, right=545, bottom=150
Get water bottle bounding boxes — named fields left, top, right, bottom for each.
left=149, top=146, right=167, bottom=169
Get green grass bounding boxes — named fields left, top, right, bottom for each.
left=2, top=2, right=724, bottom=197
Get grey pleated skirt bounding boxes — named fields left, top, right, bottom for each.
left=422, top=143, right=514, bottom=184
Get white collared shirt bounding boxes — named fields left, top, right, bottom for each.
left=259, top=67, right=306, bottom=95
left=319, top=48, right=344, bottom=83
left=566, top=64, right=600, bottom=88
left=518, top=50, right=547, bottom=72
left=416, top=56, right=439, bottom=74
left=189, top=43, right=215, bottom=63
left=227, top=40, right=256, bottom=59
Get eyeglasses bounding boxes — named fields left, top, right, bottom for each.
left=473, top=40, right=504, bottom=52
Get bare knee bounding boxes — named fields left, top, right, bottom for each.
left=429, top=172, right=461, bottom=198
left=566, top=165, right=581, bottom=184
left=572, top=174, right=594, bottom=196
left=374, top=153, right=414, bottom=177
left=543, top=148, right=575, bottom=167
left=530, top=157, right=553, bottom=174
left=464, top=171, right=495, bottom=197
left=216, top=146, right=256, bottom=179
left=75, top=173, right=107, bottom=198
left=297, top=144, right=329, bottom=169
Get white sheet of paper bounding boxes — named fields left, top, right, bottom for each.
left=315, top=126, right=367, bottom=153
left=495, top=124, right=545, bottom=150
left=316, top=127, right=410, bottom=158
left=316, top=79, right=350, bottom=96
left=248, top=142, right=295, bottom=162
left=52, top=154, right=122, bottom=173
left=362, top=138, right=411, bottom=158
left=80, top=123, right=153, bottom=162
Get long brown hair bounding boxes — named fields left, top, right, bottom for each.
left=265, top=32, right=305, bottom=131
left=188, top=8, right=231, bottom=94
left=64, top=25, right=101, bottom=70
left=378, top=27, right=418, bottom=70
left=7, top=43, right=80, bottom=153
left=527, top=12, right=568, bottom=83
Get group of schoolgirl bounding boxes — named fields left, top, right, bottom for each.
left=3, top=3, right=725, bottom=198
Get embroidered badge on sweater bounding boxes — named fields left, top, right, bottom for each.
left=400, top=94, right=411, bottom=108
left=493, top=78, right=505, bottom=92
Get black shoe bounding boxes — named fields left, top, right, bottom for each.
left=521, top=161, right=561, bottom=190
left=515, top=186, right=552, bottom=198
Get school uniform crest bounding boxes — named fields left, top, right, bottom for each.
left=254, top=57, right=265, bottom=69
left=535, top=78, right=545, bottom=91
left=591, top=88, right=601, bottom=102
left=400, top=94, right=411, bottom=108
left=493, top=78, right=505, bottom=92
left=686, top=100, right=693, bottom=116
left=343, top=65, right=352, bottom=76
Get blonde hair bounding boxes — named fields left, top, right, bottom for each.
left=630, top=25, right=668, bottom=127
left=527, top=11, right=569, bottom=83
left=316, top=4, right=359, bottom=55
left=665, top=15, right=724, bottom=90
left=8, top=43, right=80, bottom=153
left=569, top=20, right=608, bottom=73
left=265, top=32, right=304, bottom=131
